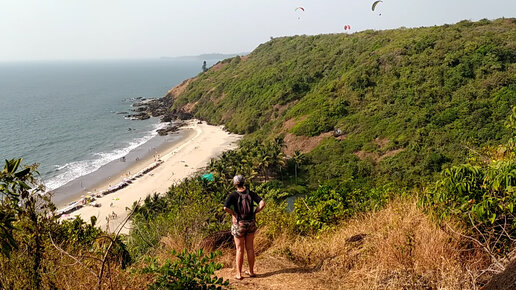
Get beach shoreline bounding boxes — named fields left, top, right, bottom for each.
left=52, top=126, right=195, bottom=208
left=57, top=120, right=242, bottom=233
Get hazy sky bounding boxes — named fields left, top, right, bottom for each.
left=1, top=0, right=514, bottom=61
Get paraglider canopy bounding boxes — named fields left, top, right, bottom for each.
left=294, top=6, right=305, bottom=20
left=344, top=25, right=351, bottom=31
left=371, top=0, right=382, bottom=11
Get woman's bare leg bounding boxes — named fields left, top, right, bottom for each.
left=245, top=233, right=255, bottom=275
left=234, top=236, right=245, bottom=278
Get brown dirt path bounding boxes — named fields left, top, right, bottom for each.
left=217, top=255, right=329, bottom=290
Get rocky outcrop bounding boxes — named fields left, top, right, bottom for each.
left=127, top=77, right=196, bottom=124
left=156, top=121, right=187, bottom=136
left=128, top=95, right=192, bottom=123
left=156, top=125, right=179, bottom=136
left=131, top=106, right=147, bottom=112
left=125, top=112, right=150, bottom=120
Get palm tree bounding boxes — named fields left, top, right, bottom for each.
left=292, top=150, right=306, bottom=182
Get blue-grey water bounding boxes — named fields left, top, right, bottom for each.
left=0, top=59, right=214, bottom=192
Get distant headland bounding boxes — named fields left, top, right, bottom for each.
left=160, top=52, right=249, bottom=61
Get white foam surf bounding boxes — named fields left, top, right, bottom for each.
left=43, top=122, right=167, bottom=191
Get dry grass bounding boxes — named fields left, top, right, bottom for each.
left=245, top=198, right=490, bottom=289
left=165, top=77, right=196, bottom=98
left=283, top=132, right=333, bottom=156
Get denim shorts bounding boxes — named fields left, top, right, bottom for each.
left=231, top=219, right=257, bottom=238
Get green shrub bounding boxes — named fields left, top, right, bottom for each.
left=294, top=186, right=345, bottom=234
left=422, top=107, right=516, bottom=253
left=143, top=249, right=229, bottom=290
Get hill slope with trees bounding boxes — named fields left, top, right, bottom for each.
left=169, top=18, right=515, bottom=191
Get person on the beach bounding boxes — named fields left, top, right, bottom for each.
left=223, top=175, right=265, bottom=280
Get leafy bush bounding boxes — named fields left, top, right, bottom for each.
left=143, top=249, right=228, bottom=290
left=422, top=107, right=516, bottom=253
left=294, top=184, right=395, bottom=235
left=294, top=186, right=346, bottom=234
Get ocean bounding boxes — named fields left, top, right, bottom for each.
left=0, top=59, right=213, bottom=195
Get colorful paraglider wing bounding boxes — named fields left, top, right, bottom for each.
left=295, top=7, right=305, bottom=11
left=372, top=0, right=382, bottom=11
left=201, top=173, right=214, bottom=182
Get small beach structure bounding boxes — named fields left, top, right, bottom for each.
left=55, top=158, right=166, bottom=217
left=56, top=201, right=83, bottom=217
left=201, top=173, right=214, bottom=181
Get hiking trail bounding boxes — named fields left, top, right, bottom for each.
left=217, top=255, right=328, bottom=290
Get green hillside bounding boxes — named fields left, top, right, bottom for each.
left=170, top=18, right=515, bottom=189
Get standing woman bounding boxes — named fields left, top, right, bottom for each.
left=224, top=175, right=265, bottom=280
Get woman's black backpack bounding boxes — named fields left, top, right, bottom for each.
left=236, top=189, right=252, bottom=220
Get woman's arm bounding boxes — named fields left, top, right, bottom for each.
left=224, top=207, right=236, bottom=216
left=224, top=207, right=238, bottom=223
left=254, top=200, right=266, bottom=214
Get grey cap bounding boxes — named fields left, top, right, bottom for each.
left=233, top=175, right=245, bottom=186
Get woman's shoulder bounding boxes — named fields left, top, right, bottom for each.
left=228, top=191, right=239, bottom=198
left=249, top=190, right=262, bottom=200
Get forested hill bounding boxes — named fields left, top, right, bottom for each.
left=169, top=18, right=515, bottom=188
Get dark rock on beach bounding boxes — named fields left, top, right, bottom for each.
left=156, top=125, right=179, bottom=136
left=160, top=112, right=175, bottom=122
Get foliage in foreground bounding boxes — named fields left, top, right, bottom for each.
left=143, top=249, right=228, bottom=290
left=0, top=159, right=131, bottom=289
left=423, top=107, right=516, bottom=261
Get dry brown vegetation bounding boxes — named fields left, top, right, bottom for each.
left=165, top=77, right=196, bottom=99
left=283, top=132, right=333, bottom=157
left=0, top=246, right=147, bottom=290
left=281, top=116, right=338, bottom=156
left=216, top=199, right=491, bottom=289
left=182, top=101, right=199, bottom=114
left=211, top=92, right=226, bottom=106
left=211, top=62, right=228, bottom=72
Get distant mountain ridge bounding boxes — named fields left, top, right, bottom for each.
left=160, top=53, right=249, bottom=61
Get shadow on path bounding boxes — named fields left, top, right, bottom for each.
left=254, top=267, right=314, bottom=279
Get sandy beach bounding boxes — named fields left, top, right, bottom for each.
left=59, top=120, right=241, bottom=233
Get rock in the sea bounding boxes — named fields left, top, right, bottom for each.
left=125, top=112, right=150, bottom=120
left=130, top=95, right=193, bottom=123
left=131, top=106, right=148, bottom=112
